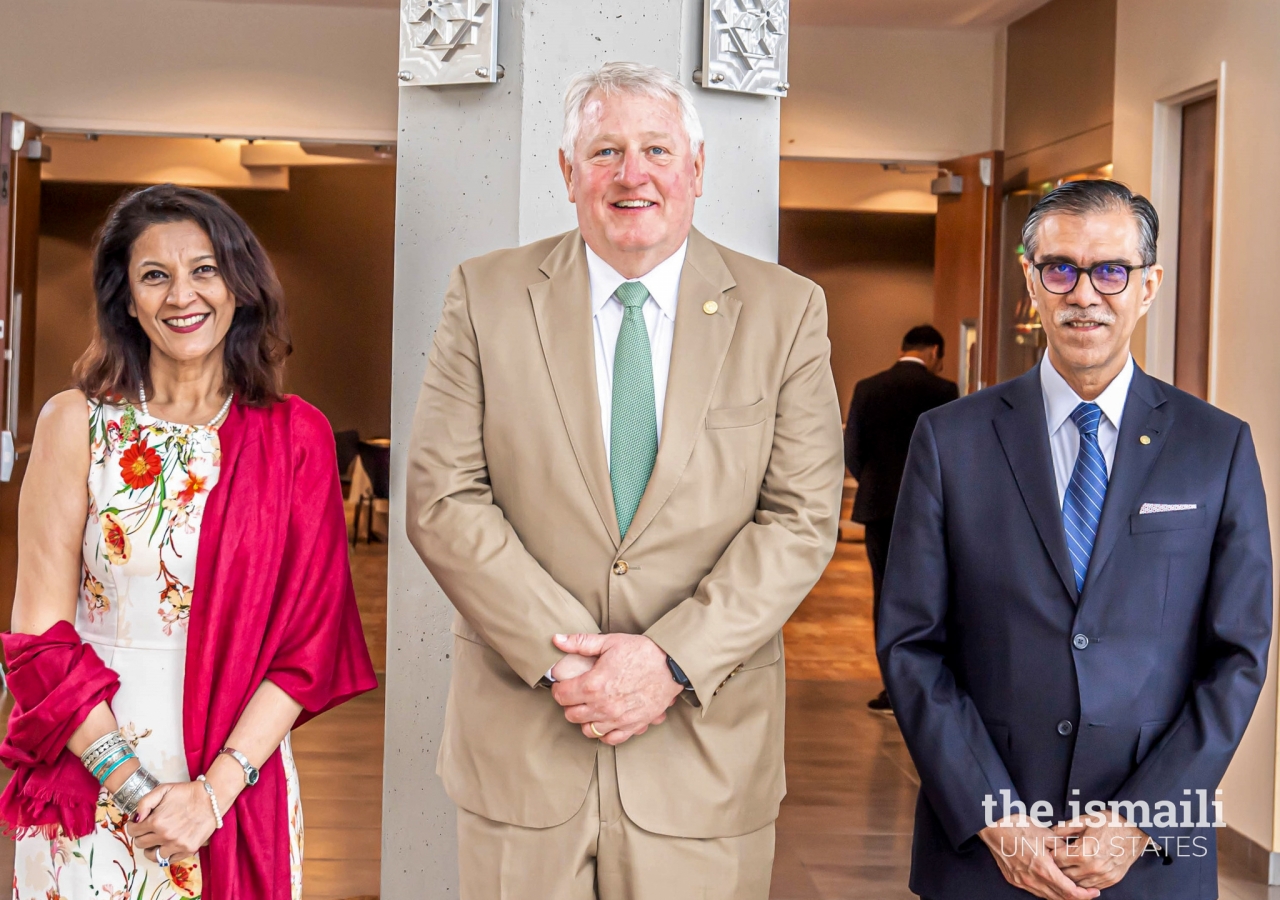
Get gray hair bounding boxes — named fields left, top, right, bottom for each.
left=561, top=61, right=704, bottom=159
left=1022, top=180, right=1160, bottom=265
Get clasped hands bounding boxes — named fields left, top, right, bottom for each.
left=549, top=633, right=685, bottom=746
left=979, top=814, right=1154, bottom=900
left=120, top=781, right=219, bottom=865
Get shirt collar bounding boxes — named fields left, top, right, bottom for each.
left=585, top=239, right=688, bottom=320
left=897, top=357, right=927, bottom=367
left=1040, top=352, right=1135, bottom=435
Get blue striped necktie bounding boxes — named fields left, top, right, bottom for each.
left=1063, top=402, right=1108, bottom=593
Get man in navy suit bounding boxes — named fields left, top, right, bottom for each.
left=878, top=180, right=1272, bottom=900
left=846, top=325, right=958, bottom=711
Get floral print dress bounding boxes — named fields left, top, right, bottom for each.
left=14, top=400, right=305, bottom=900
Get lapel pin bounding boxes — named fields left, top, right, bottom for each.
left=703, top=300, right=719, bottom=315
left=1140, top=435, right=1152, bottom=445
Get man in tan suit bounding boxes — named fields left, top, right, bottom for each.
left=407, top=61, right=844, bottom=898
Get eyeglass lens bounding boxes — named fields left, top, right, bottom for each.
left=1040, top=263, right=1131, bottom=295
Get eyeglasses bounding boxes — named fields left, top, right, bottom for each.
left=1031, top=261, right=1149, bottom=296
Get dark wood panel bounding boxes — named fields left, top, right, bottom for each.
left=0, top=115, right=45, bottom=633
left=1173, top=94, right=1217, bottom=401
left=1005, top=0, right=1117, bottom=161
left=933, top=152, right=1003, bottom=388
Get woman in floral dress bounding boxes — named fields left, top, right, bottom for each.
left=1, top=185, right=376, bottom=900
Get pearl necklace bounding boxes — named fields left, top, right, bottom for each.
left=138, top=384, right=233, bottom=428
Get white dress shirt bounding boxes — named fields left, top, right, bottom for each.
left=545, top=240, right=689, bottom=685
left=586, top=239, right=687, bottom=465
left=1040, top=353, right=1135, bottom=508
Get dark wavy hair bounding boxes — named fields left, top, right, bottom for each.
left=1022, top=180, right=1160, bottom=266
left=74, top=184, right=292, bottom=406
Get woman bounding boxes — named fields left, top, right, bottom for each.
left=0, top=184, right=378, bottom=899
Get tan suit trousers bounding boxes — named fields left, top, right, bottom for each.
left=457, top=742, right=775, bottom=900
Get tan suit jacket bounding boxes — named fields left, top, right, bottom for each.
left=407, top=227, right=843, bottom=839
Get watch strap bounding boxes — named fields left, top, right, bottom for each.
left=666, top=655, right=693, bottom=689
left=219, top=746, right=259, bottom=786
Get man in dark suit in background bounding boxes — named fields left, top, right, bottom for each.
left=879, top=180, right=1271, bottom=900
left=845, top=325, right=957, bottom=712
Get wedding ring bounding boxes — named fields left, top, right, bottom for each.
left=156, top=850, right=171, bottom=868
left=589, top=722, right=605, bottom=738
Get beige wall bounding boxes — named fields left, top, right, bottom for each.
left=1114, top=0, right=1280, bottom=851
left=34, top=165, right=395, bottom=438
left=0, top=0, right=397, bottom=142
left=785, top=24, right=1003, bottom=162
left=779, top=211, right=937, bottom=417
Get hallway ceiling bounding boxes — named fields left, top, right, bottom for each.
left=200, top=0, right=396, bottom=7
left=792, top=0, right=1052, bottom=27
left=209, top=0, right=1050, bottom=27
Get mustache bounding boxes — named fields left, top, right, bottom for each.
left=1055, top=307, right=1116, bottom=326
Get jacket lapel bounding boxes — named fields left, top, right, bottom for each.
left=619, top=229, right=740, bottom=555
left=1081, top=368, right=1171, bottom=593
left=529, top=231, right=621, bottom=548
left=992, top=368, right=1079, bottom=603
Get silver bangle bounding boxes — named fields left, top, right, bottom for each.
left=81, top=731, right=128, bottom=772
left=111, top=768, right=159, bottom=817
left=196, top=775, right=224, bottom=829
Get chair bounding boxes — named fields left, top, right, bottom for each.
left=334, top=429, right=361, bottom=498
left=353, top=440, right=391, bottom=544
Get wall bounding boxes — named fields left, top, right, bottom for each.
left=784, top=24, right=1002, bottom=162
left=779, top=211, right=936, bottom=419
left=34, top=165, right=395, bottom=438
left=780, top=161, right=938, bottom=214
left=1113, top=0, right=1280, bottom=852
left=0, top=0, right=398, bottom=142
left=1004, top=0, right=1116, bottom=185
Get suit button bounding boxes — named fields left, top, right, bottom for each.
left=1057, top=720, right=1074, bottom=736
left=1072, top=633, right=1089, bottom=650
left=612, top=560, right=629, bottom=575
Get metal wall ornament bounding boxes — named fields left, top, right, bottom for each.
left=399, top=0, right=500, bottom=86
left=700, top=0, right=789, bottom=97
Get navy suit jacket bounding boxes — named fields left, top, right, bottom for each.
left=877, top=365, right=1272, bottom=900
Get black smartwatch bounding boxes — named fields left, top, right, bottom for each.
left=666, top=655, right=693, bottom=689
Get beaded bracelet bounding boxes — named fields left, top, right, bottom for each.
left=196, top=775, right=224, bottom=829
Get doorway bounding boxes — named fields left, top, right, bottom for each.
left=0, top=126, right=395, bottom=900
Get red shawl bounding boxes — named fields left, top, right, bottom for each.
left=0, top=396, right=378, bottom=899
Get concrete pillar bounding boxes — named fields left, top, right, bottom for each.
left=382, top=2, right=781, bottom=893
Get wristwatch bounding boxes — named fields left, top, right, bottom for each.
left=218, top=747, right=260, bottom=786
left=666, top=655, right=693, bottom=690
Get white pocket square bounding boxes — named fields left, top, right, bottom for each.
left=1139, top=503, right=1198, bottom=515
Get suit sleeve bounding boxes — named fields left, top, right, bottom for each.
left=877, top=414, right=1021, bottom=850
left=1111, top=422, right=1272, bottom=847
left=405, top=265, right=601, bottom=687
left=844, top=384, right=865, bottom=479
left=644, top=285, right=845, bottom=709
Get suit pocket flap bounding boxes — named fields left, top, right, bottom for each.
left=1130, top=507, right=1206, bottom=534
left=706, top=399, right=767, bottom=429
left=451, top=615, right=488, bottom=647
left=1135, top=719, right=1173, bottom=765
left=743, top=634, right=782, bottom=669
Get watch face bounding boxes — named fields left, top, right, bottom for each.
left=246, top=767, right=260, bottom=786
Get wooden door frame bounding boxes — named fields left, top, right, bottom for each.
left=1146, top=66, right=1226, bottom=400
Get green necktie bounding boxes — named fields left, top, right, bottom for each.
left=610, top=281, right=658, bottom=538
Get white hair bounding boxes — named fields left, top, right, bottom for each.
left=561, top=61, right=705, bottom=159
